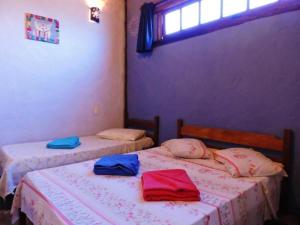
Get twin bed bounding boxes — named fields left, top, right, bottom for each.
left=8, top=119, right=292, bottom=225
left=0, top=117, right=160, bottom=199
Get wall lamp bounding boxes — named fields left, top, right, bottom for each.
left=90, top=7, right=100, bottom=23
left=86, top=0, right=105, bottom=23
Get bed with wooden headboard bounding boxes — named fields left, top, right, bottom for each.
left=0, top=116, right=160, bottom=208
left=126, top=116, right=160, bottom=147
left=13, top=118, right=292, bottom=225
left=177, top=119, right=293, bottom=169
left=177, top=118, right=293, bottom=210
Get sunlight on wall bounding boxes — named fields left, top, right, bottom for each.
left=85, top=0, right=105, bottom=9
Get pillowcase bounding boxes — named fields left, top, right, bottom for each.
left=96, top=128, right=146, bottom=141
left=214, top=148, right=285, bottom=177
left=162, top=138, right=212, bottom=159
left=183, top=157, right=227, bottom=172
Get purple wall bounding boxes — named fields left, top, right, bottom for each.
left=127, top=0, right=300, bottom=211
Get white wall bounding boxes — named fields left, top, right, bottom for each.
left=0, top=0, right=125, bottom=145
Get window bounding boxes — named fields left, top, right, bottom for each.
left=201, top=0, right=221, bottom=24
left=182, top=2, right=199, bottom=29
left=165, top=9, right=181, bottom=35
left=250, top=0, right=279, bottom=9
left=223, top=0, right=247, bottom=17
left=155, top=0, right=298, bottom=45
left=165, top=2, right=200, bottom=34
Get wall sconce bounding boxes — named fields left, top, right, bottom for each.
left=90, top=7, right=100, bottom=23
left=86, top=0, right=105, bottom=23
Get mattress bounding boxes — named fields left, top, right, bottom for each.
left=11, top=147, right=283, bottom=225
left=0, top=136, right=153, bottom=198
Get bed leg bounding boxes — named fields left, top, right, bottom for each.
left=19, top=210, right=27, bottom=225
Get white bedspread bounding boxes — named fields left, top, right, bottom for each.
left=0, top=136, right=153, bottom=198
left=11, top=147, right=282, bottom=225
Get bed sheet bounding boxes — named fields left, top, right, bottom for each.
left=11, top=147, right=282, bottom=225
left=0, top=136, right=153, bottom=198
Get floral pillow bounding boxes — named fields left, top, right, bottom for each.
left=214, top=148, right=286, bottom=177
left=162, top=138, right=212, bottom=159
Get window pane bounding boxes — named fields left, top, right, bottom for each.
left=182, top=2, right=199, bottom=30
left=223, top=0, right=247, bottom=17
left=200, top=0, right=221, bottom=24
left=250, top=0, right=278, bottom=9
left=165, top=10, right=181, bottom=35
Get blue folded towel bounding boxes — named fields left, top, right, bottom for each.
left=47, top=136, right=81, bottom=149
left=94, top=154, right=139, bottom=176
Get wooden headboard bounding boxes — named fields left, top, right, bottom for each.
left=177, top=119, right=293, bottom=171
left=125, top=116, right=160, bottom=146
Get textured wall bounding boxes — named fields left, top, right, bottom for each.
left=0, top=0, right=125, bottom=145
left=127, top=0, right=300, bottom=211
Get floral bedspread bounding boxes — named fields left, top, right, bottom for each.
left=11, top=147, right=282, bottom=225
left=0, top=136, right=153, bottom=198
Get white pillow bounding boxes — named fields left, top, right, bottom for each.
left=96, top=128, right=146, bottom=141
left=162, top=138, right=212, bottom=159
left=214, top=148, right=286, bottom=177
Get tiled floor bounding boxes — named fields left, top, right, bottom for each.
left=0, top=210, right=33, bottom=225
left=0, top=210, right=11, bottom=225
left=277, top=213, right=300, bottom=225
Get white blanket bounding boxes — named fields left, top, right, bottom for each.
left=0, top=136, right=153, bottom=198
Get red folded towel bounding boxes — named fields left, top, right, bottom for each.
left=141, top=169, right=200, bottom=201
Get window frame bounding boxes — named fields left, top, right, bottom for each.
left=181, top=1, right=200, bottom=30
left=153, top=0, right=300, bottom=47
left=200, top=0, right=222, bottom=25
left=164, top=8, right=182, bottom=35
left=222, top=0, right=248, bottom=18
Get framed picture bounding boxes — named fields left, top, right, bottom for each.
left=25, top=13, right=59, bottom=44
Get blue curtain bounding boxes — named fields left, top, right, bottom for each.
left=136, top=3, right=155, bottom=53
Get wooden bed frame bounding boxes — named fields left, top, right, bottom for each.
left=16, top=116, right=160, bottom=225
left=177, top=119, right=293, bottom=212
left=18, top=118, right=293, bottom=225
left=126, top=116, right=160, bottom=147
left=177, top=119, right=293, bottom=169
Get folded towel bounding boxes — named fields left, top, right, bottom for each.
left=141, top=169, right=200, bottom=201
left=47, top=136, right=81, bottom=149
left=94, top=154, right=139, bottom=176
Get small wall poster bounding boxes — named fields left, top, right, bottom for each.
left=25, top=13, right=59, bottom=44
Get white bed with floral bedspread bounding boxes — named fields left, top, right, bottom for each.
left=0, top=136, right=153, bottom=198
left=11, top=147, right=283, bottom=225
